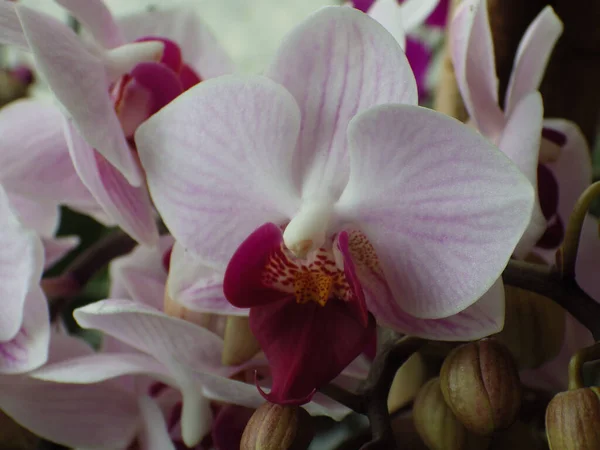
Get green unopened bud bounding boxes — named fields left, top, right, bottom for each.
left=495, top=285, right=565, bottom=369
left=222, top=316, right=261, bottom=366
left=241, top=402, right=314, bottom=450
left=440, top=339, right=522, bottom=435
left=546, top=387, right=600, bottom=449
left=413, top=378, right=490, bottom=450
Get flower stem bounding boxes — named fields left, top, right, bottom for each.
left=567, top=342, right=600, bottom=390
left=560, top=181, right=600, bottom=280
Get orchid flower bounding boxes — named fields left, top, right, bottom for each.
left=0, top=98, right=113, bottom=267
left=135, top=6, right=534, bottom=404
left=450, top=0, right=593, bottom=258
left=0, top=0, right=234, bottom=245
left=0, top=184, right=49, bottom=375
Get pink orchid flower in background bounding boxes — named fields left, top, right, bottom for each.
left=0, top=184, right=49, bottom=375
left=135, top=6, right=534, bottom=404
left=9, top=236, right=365, bottom=448
left=450, top=0, right=589, bottom=258
left=1, top=0, right=234, bottom=245
left=0, top=98, right=113, bottom=267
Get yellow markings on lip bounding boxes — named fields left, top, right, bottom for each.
left=294, top=271, right=333, bottom=306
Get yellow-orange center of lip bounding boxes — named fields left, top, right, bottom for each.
left=294, top=271, right=334, bottom=306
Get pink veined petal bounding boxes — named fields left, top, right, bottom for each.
left=497, top=92, right=546, bottom=258
left=138, top=396, right=177, bottom=450
left=399, top=0, right=441, bottom=32
left=199, top=372, right=266, bottom=410
left=0, top=286, right=50, bottom=374
left=0, top=187, right=44, bottom=341
left=42, top=235, right=80, bottom=270
left=73, top=299, right=226, bottom=374
left=450, top=0, right=504, bottom=139
left=45, top=331, right=94, bottom=365
left=0, top=1, right=28, bottom=50
left=366, top=0, right=407, bottom=48
left=16, top=5, right=143, bottom=186
left=337, top=105, right=534, bottom=319
left=0, top=99, right=102, bottom=215
left=266, top=6, right=417, bottom=197
left=575, top=215, right=600, bottom=303
left=504, top=6, right=563, bottom=116
left=136, top=75, right=302, bottom=268
left=250, top=298, right=376, bottom=404
left=0, top=377, right=139, bottom=449
left=7, top=192, right=59, bottom=238
left=305, top=392, right=352, bottom=421
left=119, top=6, right=235, bottom=79
left=55, top=0, right=125, bottom=48
left=167, top=242, right=246, bottom=316
left=110, top=235, right=174, bottom=309
left=64, top=120, right=159, bottom=246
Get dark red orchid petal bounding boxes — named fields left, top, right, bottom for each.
left=211, top=405, right=255, bottom=450
left=405, top=37, right=432, bottom=101
left=223, top=223, right=291, bottom=309
left=180, top=64, right=202, bottom=91
left=130, top=62, right=183, bottom=115
left=425, top=0, right=450, bottom=27
left=536, top=216, right=565, bottom=249
left=136, top=36, right=182, bottom=73
left=250, top=297, right=376, bottom=405
left=542, top=127, right=567, bottom=147
left=352, top=0, right=376, bottom=13
left=537, top=163, right=559, bottom=220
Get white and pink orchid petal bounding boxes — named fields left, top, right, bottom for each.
left=64, top=120, right=159, bottom=246
left=399, top=0, right=441, bottom=32
left=74, top=299, right=225, bottom=373
left=119, top=6, right=235, bottom=79
left=0, top=377, right=138, bottom=449
left=338, top=105, right=534, bottom=319
left=110, top=235, right=174, bottom=309
left=16, top=5, right=143, bottom=186
left=199, top=372, right=266, bottom=409
left=167, top=242, right=245, bottom=316
left=138, top=396, right=176, bottom=450
left=55, top=0, right=125, bottom=49
left=450, top=0, right=504, bottom=139
left=46, top=331, right=94, bottom=364
left=498, top=92, right=545, bottom=258
left=0, top=286, right=49, bottom=374
left=305, top=392, right=352, bottom=420
left=0, top=188, right=44, bottom=341
left=366, top=0, right=406, bottom=48
left=42, top=235, right=79, bottom=269
left=504, top=6, right=562, bottom=116
left=339, top=354, right=371, bottom=380
left=0, top=1, right=28, bottom=50
left=136, top=75, right=302, bottom=268
left=7, top=193, right=59, bottom=238
left=0, top=99, right=103, bottom=214
left=267, top=6, right=417, bottom=197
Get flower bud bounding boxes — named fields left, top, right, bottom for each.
left=163, top=290, right=215, bottom=328
left=413, top=378, right=490, bottom=450
left=222, top=316, right=261, bottom=366
left=440, top=339, right=522, bottom=435
left=388, top=352, right=427, bottom=412
left=241, top=402, right=314, bottom=450
left=546, top=387, right=600, bottom=449
left=495, top=285, right=565, bottom=369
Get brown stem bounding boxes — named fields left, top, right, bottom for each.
left=502, top=259, right=600, bottom=340
left=567, top=342, right=600, bottom=390
left=48, top=231, right=137, bottom=320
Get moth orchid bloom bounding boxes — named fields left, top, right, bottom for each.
left=136, top=7, right=534, bottom=405
left=451, top=0, right=588, bottom=258
left=25, top=238, right=363, bottom=447
left=0, top=98, right=112, bottom=267
left=4, top=0, right=233, bottom=245
left=0, top=184, right=49, bottom=375
left=351, top=0, right=441, bottom=99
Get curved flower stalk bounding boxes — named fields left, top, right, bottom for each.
left=450, top=0, right=590, bottom=258
left=0, top=98, right=113, bottom=267
left=0, top=0, right=234, bottom=245
left=136, top=6, right=534, bottom=404
left=0, top=184, right=49, bottom=375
